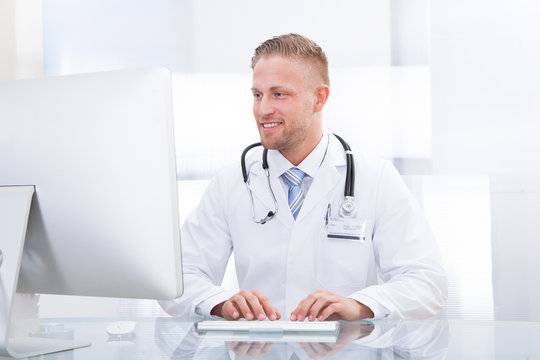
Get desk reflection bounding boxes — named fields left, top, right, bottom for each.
left=154, top=319, right=449, bottom=360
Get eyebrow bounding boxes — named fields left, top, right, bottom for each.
left=251, top=86, right=290, bottom=92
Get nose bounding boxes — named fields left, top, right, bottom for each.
left=256, top=96, right=275, bottom=117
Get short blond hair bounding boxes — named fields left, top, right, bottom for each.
left=250, top=33, right=330, bottom=86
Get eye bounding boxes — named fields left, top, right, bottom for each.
left=253, top=93, right=262, bottom=100
left=275, top=92, right=285, bottom=98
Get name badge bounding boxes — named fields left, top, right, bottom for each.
left=326, top=216, right=371, bottom=243
left=325, top=203, right=372, bottom=242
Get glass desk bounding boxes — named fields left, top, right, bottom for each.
left=4, top=317, right=540, bottom=359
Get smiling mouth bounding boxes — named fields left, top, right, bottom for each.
left=262, top=122, right=282, bottom=128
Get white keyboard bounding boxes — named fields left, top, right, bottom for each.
left=196, top=320, right=340, bottom=342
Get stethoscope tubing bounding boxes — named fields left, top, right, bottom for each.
left=332, top=133, right=355, bottom=198
left=241, top=134, right=354, bottom=223
left=241, top=142, right=267, bottom=182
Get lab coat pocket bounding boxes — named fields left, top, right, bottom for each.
left=315, top=220, right=373, bottom=289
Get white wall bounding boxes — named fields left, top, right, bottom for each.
left=43, top=0, right=393, bottom=76
left=431, top=1, right=540, bottom=176
left=430, top=0, right=540, bottom=320
left=390, top=0, right=430, bottom=66
left=0, top=0, right=16, bottom=80
left=490, top=175, right=540, bottom=320
left=0, top=0, right=42, bottom=80
left=405, top=175, right=494, bottom=319
left=188, top=0, right=391, bottom=72
left=42, top=0, right=188, bottom=75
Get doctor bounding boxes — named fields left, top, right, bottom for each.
left=160, top=33, right=447, bottom=321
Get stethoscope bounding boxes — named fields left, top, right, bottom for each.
left=241, top=134, right=356, bottom=224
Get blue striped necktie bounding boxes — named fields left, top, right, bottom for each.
left=282, top=168, right=306, bottom=220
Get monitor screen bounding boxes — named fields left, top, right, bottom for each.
left=0, top=67, right=183, bottom=300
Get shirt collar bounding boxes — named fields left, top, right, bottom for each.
left=266, top=132, right=330, bottom=179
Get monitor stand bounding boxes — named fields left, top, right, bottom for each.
left=0, top=186, right=90, bottom=358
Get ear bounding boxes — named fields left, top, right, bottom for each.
left=314, top=85, right=330, bottom=112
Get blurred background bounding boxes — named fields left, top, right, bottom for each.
left=2, top=0, right=539, bottom=321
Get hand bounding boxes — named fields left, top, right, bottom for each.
left=290, top=290, right=374, bottom=321
left=299, top=321, right=374, bottom=358
left=211, top=289, right=282, bottom=321
left=226, top=341, right=274, bottom=358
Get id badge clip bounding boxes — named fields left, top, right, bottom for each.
left=325, top=204, right=370, bottom=242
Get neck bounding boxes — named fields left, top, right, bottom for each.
left=281, top=131, right=323, bottom=166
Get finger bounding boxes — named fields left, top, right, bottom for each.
left=318, top=302, right=342, bottom=321
left=290, top=292, right=319, bottom=321
left=222, top=301, right=241, bottom=320
left=251, top=289, right=273, bottom=320
left=307, top=295, right=335, bottom=322
left=231, top=294, right=255, bottom=320
left=232, top=342, right=251, bottom=357
left=309, top=341, right=333, bottom=355
left=252, top=290, right=281, bottom=321
left=309, top=291, right=345, bottom=321
left=260, top=342, right=274, bottom=356
left=246, top=342, right=266, bottom=357
left=298, top=342, right=318, bottom=358
left=242, top=290, right=266, bottom=320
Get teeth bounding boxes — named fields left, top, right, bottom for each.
left=263, top=122, right=280, bottom=128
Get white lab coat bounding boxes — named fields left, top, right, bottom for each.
left=161, top=134, right=447, bottom=319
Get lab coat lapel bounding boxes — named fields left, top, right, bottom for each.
left=295, top=161, right=340, bottom=222
left=296, top=135, right=347, bottom=223
left=248, top=165, right=293, bottom=227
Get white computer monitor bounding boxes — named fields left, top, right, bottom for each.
left=0, top=67, right=183, bottom=358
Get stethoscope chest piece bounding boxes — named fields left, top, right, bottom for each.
left=339, top=197, right=357, bottom=218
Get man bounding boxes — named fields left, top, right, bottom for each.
left=161, top=33, right=447, bottom=321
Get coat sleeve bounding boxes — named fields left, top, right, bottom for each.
left=159, top=172, right=237, bottom=318
left=348, top=161, right=448, bottom=319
